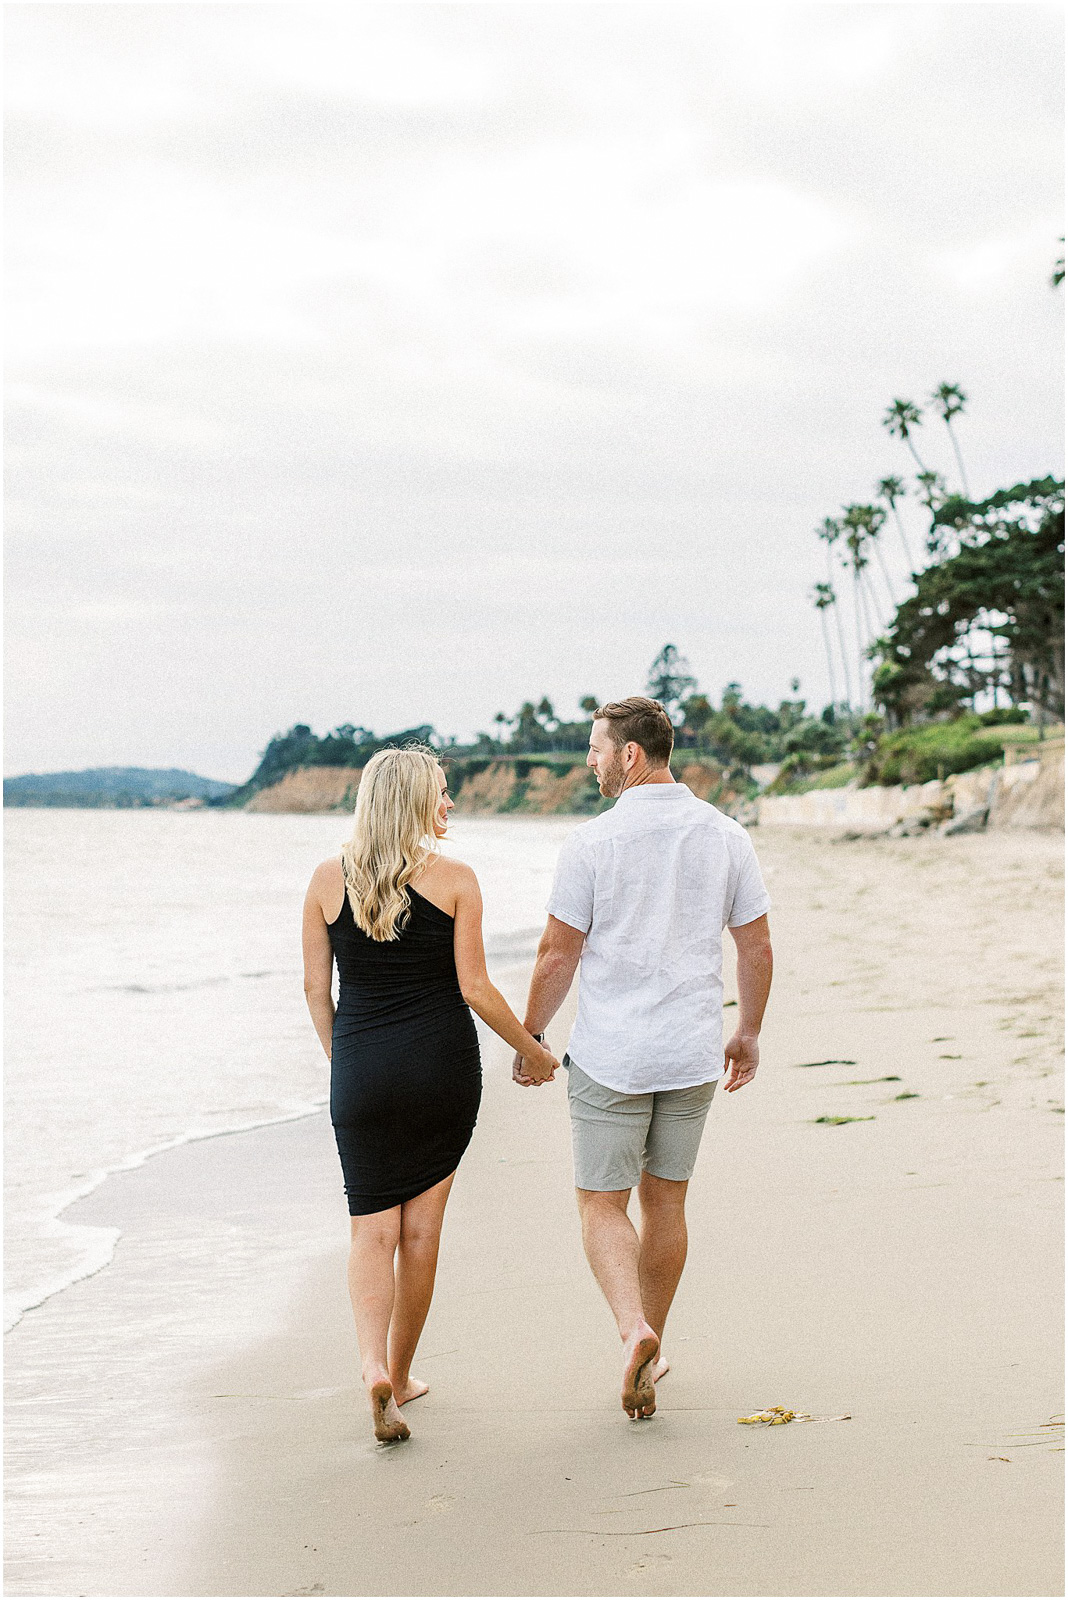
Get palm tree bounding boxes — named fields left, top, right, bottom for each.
left=882, top=398, right=928, bottom=473
left=810, top=582, right=839, bottom=709
left=876, top=474, right=916, bottom=570
left=916, top=469, right=946, bottom=509
left=816, top=517, right=854, bottom=707
left=929, top=382, right=970, bottom=497
left=916, top=470, right=950, bottom=557
left=841, top=519, right=875, bottom=707
left=843, top=502, right=895, bottom=613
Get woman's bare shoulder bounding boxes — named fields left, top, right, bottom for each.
left=428, top=855, right=479, bottom=888
left=310, top=854, right=343, bottom=884
left=308, top=856, right=344, bottom=905
left=416, top=854, right=479, bottom=909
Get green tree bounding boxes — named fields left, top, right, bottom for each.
left=810, top=582, right=839, bottom=708
left=843, top=502, right=895, bottom=613
left=916, top=471, right=951, bottom=555
left=876, top=474, right=917, bottom=569
left=783, top=718, right=846, bottom=762
left=930, top=382, right=970, bottom=498
left=816, top=517, right=854, bottom=706
left=679, top=693, right=714, bottom=747
left=871, top=478, right=1065, bottom=724
left=882, top=398, right=929, bottom=474
left=840, top=510, right=877, bottom=707
left=645, top=644, right=697, bottom=723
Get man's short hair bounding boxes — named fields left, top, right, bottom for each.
left=594, top=697, right=674, bottom=767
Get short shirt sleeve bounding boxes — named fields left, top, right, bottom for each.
left=726, top=834, right=772, bottom=928
left=546, top=829, right=595, bottom=934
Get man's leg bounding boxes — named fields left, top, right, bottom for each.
left=575, top=1187, right=660, bottom=1418
left=638, top=1078, right=717, bottom=1379
left=637, top=1173, right=689, bottom=1380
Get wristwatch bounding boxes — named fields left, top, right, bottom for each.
left=531, top=1032, right=545, bottom=1043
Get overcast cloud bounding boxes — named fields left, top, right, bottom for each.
left=5, top=2, right=1063, bottom=781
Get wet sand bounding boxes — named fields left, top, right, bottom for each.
left=5, top=828, right=1063, bottom=1597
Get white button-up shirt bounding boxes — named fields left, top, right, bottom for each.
left=546, top=782, right=771, bottom=1094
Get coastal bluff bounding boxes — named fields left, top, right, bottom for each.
left=243, top=757, right=733, bottom=816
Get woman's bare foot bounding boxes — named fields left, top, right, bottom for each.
left=651, top=1355, right=670, bottom=1383
left=368, top=1379, right=410, bottom=1443
left=392, top=1376, right=429, bottom=1406
left=621, top=1323, right=660, bottom=1419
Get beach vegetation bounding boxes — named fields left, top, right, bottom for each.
left=869, top=477, right=1065, bottom=728
left=861, top=713, right=1043, bottom=787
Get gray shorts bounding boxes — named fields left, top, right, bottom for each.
left=564, top=1055, right=717, bottom=1192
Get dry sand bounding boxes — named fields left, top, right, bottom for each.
left=5, top=828, right=1063, bottom=1597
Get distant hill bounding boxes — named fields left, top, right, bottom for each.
left=3, top=767, right=237, bottom=808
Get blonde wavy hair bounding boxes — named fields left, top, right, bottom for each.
left=341, top=747, right=442, bottom=941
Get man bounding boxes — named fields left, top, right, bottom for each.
left=514, top=697, right=773, bottom=1419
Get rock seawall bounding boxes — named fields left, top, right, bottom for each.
left=758, top=744, right=1064, bottom=834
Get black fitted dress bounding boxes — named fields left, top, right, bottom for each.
left=327, top=882, right=482, bottom=1215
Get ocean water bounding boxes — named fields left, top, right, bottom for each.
left=4, top=808, right=580, bottom=1332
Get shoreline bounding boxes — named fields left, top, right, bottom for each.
left=2, top=1100, right=330, bottom=1336
left=5, top=833, right=1063, bottom=1596
left=5, top=952, right=538, bottom=1336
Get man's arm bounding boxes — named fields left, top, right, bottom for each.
left=722, top=913, right=773, bottom=1093
left=513, top=915, right=586, bottom=1086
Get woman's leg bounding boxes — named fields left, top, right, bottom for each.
left=348, top=1207, right=409, bottom=1441
left=389, top=1172, right=456, bottom=1403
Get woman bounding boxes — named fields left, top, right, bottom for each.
left=302, top=747, right=559, bottom=1443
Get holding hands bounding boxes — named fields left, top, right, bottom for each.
left=513, top=1038, right=559, bottom=1087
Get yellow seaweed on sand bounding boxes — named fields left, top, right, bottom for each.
left=738, top=1406, right=797, bottom=1424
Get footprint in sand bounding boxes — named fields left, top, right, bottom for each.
left=426, top=1493, right=453, bottom=1515
left=626, top=1553, right=672, bottom=1576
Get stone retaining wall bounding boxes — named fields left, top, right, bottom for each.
left=759, top=747, right=1063, bottom=834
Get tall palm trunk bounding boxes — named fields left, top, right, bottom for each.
left=902, top=432, right=928, bottom=474
left=862, top=568, right=885, bottom=640
left=857, top=568, right=882, bottom=657
left=818, top=607, right=838, bottom=710
left=871, top=538, right=897, bottom=612
left=851, top=572, right=868, bottom=708
left=890, top=504, right=915, bottom=571
left=826, top=549, right=854, bottom=707
left=944, top=418, right=970, bottom=498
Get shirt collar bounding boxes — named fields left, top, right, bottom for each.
left=614, top=781, right=690, bottom=803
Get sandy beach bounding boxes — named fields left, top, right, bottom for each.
left=5, top=826, right=1063, bottom=1598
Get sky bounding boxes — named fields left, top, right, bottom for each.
left=5, top=2, right=1063, bottom=782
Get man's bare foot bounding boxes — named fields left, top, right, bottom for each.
left=621, top=1323, right=660, bottom=1419
left=651, top=1355, right=670, bottom=1383
left=368, top=1379, right=410, bottom=1443
left=392, top=1376, right=429, bottom=1406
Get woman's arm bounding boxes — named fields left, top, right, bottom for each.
left=302, top=867, right=336, bottom=1060
left=451, top=864, right=559, bottom=1082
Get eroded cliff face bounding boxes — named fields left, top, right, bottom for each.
left=244, top=767, right=363, bottom=813
left=242, top=757, right=733, bottom=816
left=451, top=761, right=599, bottom=815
